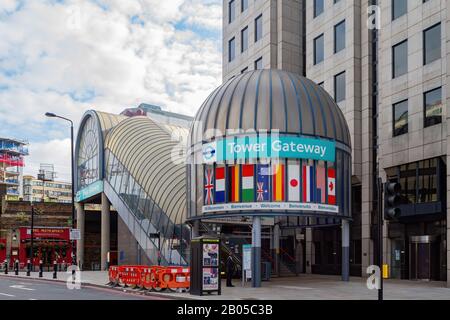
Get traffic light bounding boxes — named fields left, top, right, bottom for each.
left=384, top=182, right=401, bottom=220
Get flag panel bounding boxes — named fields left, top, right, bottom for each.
left=215, top=166, right=225, bottom=203
left=204, top=166, right=214, bottom=205
left=316, top=164, right=326, bottom=203
left=242, top=164, right=254, bottom=202
left=229, top=165, right=240, bottom=202
left=287, top=161, right=300, bottom=202
left=272, top=163, right=285, bottom=202
left=256, top=164, right=270, bottom=202
left=327, top=167, right=336, bottom=205
left=302, top=164, right=314, bottom=203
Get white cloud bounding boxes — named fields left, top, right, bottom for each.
left=25, top=139, right=72, bottom=182
left=0, top=0, right=223, bottom=178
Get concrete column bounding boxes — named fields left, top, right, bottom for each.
left=101, top=193, right=110, bottom=271
left=273, top=223, right=280, bottom=275
left=305, top=228, right=313, bottom=274
left=342, top=219, right=350, bottom=281
left=251, top=216, right=261, bottom=288
left=75, top=202, right=85, bottom=270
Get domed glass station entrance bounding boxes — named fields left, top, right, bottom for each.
left=187, top=70, right=352, bottom=287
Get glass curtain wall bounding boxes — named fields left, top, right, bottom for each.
left=105, top=148, right=190, bottom=265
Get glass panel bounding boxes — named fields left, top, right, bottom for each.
left=255, top=15, right=262, bottom=42
left=393, top=100, right=408, bottom=136
left=314, top=34, right=324, bottom=64
left=334, top=71, right=346, bottom=103
left=228, top=0, right=235, bottom=23
left=424, top=23, right=441, bottom=64
left=255, top=57, right=263, bottom=70
left=418, top=158, right=437, bottom=203
left=241, top=27, right=248, bottom=52
left=241, top=0, right=248, bottom=11
left=228, top=37, right=235, bottom=62
left=424, top=87, right=442, bottom=127
left=334, top=20, right=345, bottom=53
left=77, top=115, right=100, bottom=189
left=314, top=0, right=324, bottom=17
left=392, top=0, right=407, bottom=20
left=393, top=40, right=408, bottom=78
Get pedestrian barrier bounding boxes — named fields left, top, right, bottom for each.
left=108, top=265, right=190, bottom=293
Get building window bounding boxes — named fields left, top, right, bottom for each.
left=314, top=34, right=324, bottom=65
left=241, top=26, right=248, bottom=52
left=424, top=23, right=441, bottom=65
left=241, top=0, right=248, bottom=12
left=387, top=158, right=439, bottom=205
left=228, top=0, right=236, bottom=24
left=334, top=20, right=346, bottom=53
left=392, top=40, right=407, bottom=78
left=392, top=0, right=407, bottom=20
left=424, top=87, right=442, bottom=127
left=241, top=67, right=248, bottom=73
left=255, top=14, right=262, bottom=42
left=334, top=71, right=346, bottom=103
left=334, top=0, right=341, bottom=3
left=393, top=99, right=408, bottom=136
left=418, top=158, right=438, bottom=203
left=314, top=0, right=324, bottom=18
left=254, top=57, right=263, bottom=70
left=228, top=37, right=235, bottom=62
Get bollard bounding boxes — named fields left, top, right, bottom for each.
left=26, top=259, right=31, bottom=276
left=39, top=260, right=43, bottom=278
left=14, top=260, right=19, bottom=276
left=4, top=260, right=8, bottom=275
left=53, top=260, right=57, bottom=279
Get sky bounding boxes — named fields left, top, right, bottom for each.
left=0, top=0, right=222, bottom=181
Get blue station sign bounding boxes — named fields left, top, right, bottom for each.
left=202, top=135, right=336, bottom=163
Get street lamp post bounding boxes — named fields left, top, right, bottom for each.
left=45, top=113, right=76, bottom=271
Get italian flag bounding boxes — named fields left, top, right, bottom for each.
left=242, top=164, right=254, bottom=202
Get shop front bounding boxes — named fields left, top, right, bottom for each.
left=385, top=157, right=447, bottom=281
left=16, top=227, right=72, bottom=267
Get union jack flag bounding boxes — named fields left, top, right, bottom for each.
left=204, top=167, right=214, bottom=205
left=256, top=164, right=270, bottom=202
left=257, top=182, right=265, bottom=201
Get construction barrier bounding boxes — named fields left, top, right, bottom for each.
left=155, top=266, right=190, bottom=292
left=108, top=265, right=190, bottom=292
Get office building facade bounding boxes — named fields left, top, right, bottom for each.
left=223, top=0, right=449, bottom=284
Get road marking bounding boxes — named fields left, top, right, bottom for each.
left=0, top=293, right=15, bottom=297
left=29, top=298, right=38, bottom=300
left=10, top=285, right=35, bottom=291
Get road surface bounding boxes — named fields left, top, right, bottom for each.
left=0, top=276, right=169, bottom=300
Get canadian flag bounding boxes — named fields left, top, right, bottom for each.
left=327, top=168, right=336, bottom=205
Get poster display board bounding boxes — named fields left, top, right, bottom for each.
left=202, top=243, right=219, bottom=290
left=242, top=244, right=252, bottom=285
left=190, top=236, right=221, bottom=296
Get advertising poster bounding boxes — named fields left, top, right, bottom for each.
left=242, top=244, right=252, bottom=279
left=202, top=267, right=219, bottom=290
left=203, top=243, right=219, bottom=267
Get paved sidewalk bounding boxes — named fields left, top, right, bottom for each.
left=1, top=271, right=449, bottom=300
